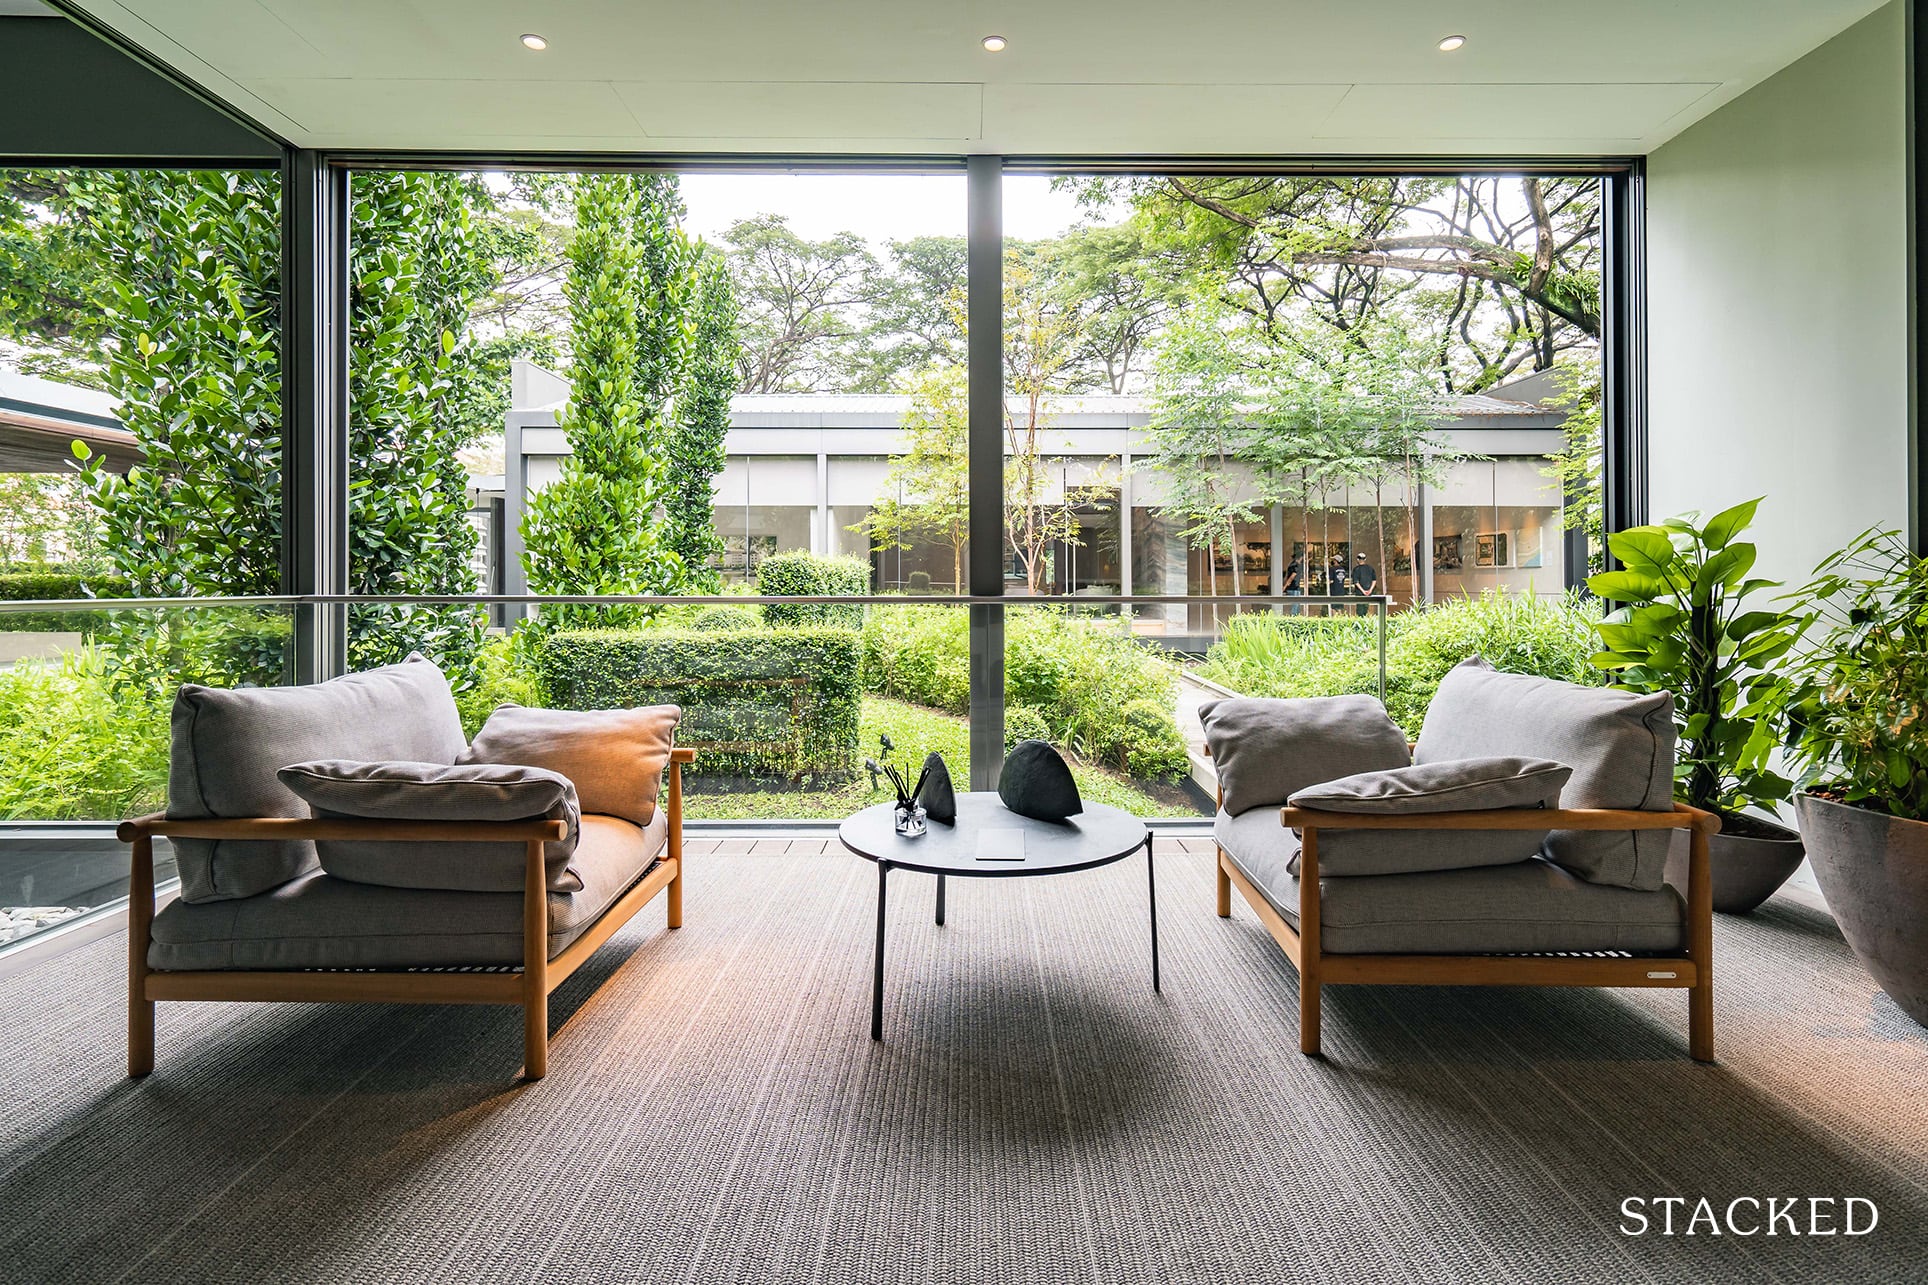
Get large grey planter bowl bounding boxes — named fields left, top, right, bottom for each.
left=1796, top=792, right=1928, bottom=1030
left=1664, top=818, right=1805, bottom=915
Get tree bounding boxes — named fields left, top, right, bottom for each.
left=520, top=175, right=684, bottom=627
left=345, top=171, right=496, bottom=675
left=719, top=214, right=877, bottom=392
left=853, top=234, right=967, bottom=390
left=665, top=250, right=739, bottom=589
left=863, top=364, right=969, bottom=590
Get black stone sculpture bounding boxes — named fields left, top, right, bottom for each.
left=913, top=752, right=957, bottom=825
left=998, top=739, right=1083, bottom=821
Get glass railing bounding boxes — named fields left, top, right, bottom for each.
left=0, top=591, right=1392, bottom=955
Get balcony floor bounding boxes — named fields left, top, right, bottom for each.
left=0, top=846, right=1922, bottom=1282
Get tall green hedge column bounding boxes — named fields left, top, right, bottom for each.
left=665, top=251, right=738, bottom=589
left=521, top=176, right=683, bottom=627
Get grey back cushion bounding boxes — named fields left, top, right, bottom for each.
left=167, top=655, right=468, bottom=902
left=277, top=760, right=583, bottom=893
left=1415, top=657, right=1676, bottom=890
left=1199, top=694, right=1409, bottom=817
left=1287, top=757, right=1571, bottom=877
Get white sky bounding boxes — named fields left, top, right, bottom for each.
left=678, top=173, right=1101, bottom=246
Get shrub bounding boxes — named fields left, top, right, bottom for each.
left=862, top=605, right=1184, bottom=779
left=0, top=647, right=169, bottom=820
left=0, top=569, right=133, bottom=634
left=757, top=551, right=870, bottom=628
left=1197, top=590, right=1604, bottom=734
left=538, top=626, right=862, bottom=781
left=1004, top=706, right=1051, bottom=747
left=1119, top=699, right=1191, bottom=780
left=687, top=604, right=761, bottom=632
left=907, top=570, right=932, bottom=593
left=454, top=636, right=545, bottom=738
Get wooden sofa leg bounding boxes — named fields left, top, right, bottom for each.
left=1299, top=978, right=1322, bottom=1056
left=666, top=758, right=684, bottom=929
left=523, top=838, right=549, bottom=1081
left=1215, top=848, right=1231, bottom=918
left=128, top=834, right=155, bottom=1078
left=1688, top=820, right=1715, bottom=1063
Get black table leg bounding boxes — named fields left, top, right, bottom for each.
left=1147, top=838, right=1160, bottom=993
left=935, top=872, right=946, bottom=926
left=873, top=861, right=889, bottom=1040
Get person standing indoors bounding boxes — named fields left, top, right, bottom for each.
left=1282, top=562, right=1302, bottom=616
left=1351, top=552, right=1378, bottom=616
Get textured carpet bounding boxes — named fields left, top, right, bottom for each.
left=0, top=850, right=1923, bottom=1284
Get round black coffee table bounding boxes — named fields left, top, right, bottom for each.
left=838, top=792, right=1155, bottom=1039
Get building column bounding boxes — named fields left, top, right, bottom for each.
left=966, top=155, right=1005, bottom=790
left=1118, top=450, right=1133, bottom=619
left=1417, top=480, right=1435, bottom=605
left=815, top=450, right=830, bottom=555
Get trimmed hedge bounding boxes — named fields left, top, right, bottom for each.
left=0, top=569, right=134, bottom=633
left=755, top=551, right=869, bottom=628
left=538, top=626, right=862, bottom=781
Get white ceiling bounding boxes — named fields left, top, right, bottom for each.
left=55, top=0, right=1894, bottom=155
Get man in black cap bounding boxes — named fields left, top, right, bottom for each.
left=1351, top=552, right=1378, bottom=615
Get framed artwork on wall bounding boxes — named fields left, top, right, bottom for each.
left=1476, top=532, right=1511, bottom=568
left=1432, top=534, right=1463, bottom=571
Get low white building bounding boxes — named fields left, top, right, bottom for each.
left=492, top=360, right=1580, bottom=637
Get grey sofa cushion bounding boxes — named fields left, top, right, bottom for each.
left=148, top=812, right=666, bottom=971
left=1219, top=837, right=1685, bottom=955
left=1286, top=757, right=1570, bottom=877
left=1198, top=695, right=1409, bottom=818
left=1415, top=658, right=1677, bottom=891
left=277, top=760, right=583, bottom=893
left=461, top=704, right=681, bottom=828
left=167, top=654, right=468, bottom=904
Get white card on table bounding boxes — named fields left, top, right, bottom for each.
left=976, top=829, right=1026, bottom=861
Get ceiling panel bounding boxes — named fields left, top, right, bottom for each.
left=55, top=0, right=1897, bottom=153
left=241, top=78, right=644, bottom=139
left=1318, top=82, right=1722, bottom=142
left=618, top=82, right=982, bottom=141
left=982, top=84, right=1351, bottom=152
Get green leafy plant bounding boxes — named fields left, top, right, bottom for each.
left=1781, top=528, right=1928, bottom=820
left=1587, top=499, right=1801, bottom=815
left=521, top=175, right=685, bottom=630
left=756, top=551, right=869, bottom=628
left=1004, top=706, right=1051, bottom=747
left=538, top=626, right=862, bottom=781
left=663, top=250, right=737, bottom=589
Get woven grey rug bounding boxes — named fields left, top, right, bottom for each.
left=0, top=851, right=1922, bottom=1284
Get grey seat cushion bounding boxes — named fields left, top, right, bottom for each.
left=461, top=704, right=681, bottom=828
left=1199, top=694, right=1409, bottom=817
left=1415, top=658, right=1676, bottom=891
left=1217, top=827, right=1684, bottom=955
left=166, top=654, right=468, bottom=904
left=148, top=812, right=666, bottom=971
left=277, top=760, right=583, bottom=893
left=1286, top=757, right=1570, bottom=877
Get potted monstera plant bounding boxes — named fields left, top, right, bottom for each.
left=1587, top=499, right=1806, bottom=912
left=1783, top=528, right=1928, bottom=1028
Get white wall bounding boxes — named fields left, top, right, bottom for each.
left=1647, top=1, right=1907, bottom=586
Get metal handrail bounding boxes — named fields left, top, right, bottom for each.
left=0, top=592, right=1393, bottom=611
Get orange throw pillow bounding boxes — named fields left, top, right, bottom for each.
left=461, top=704, right=681, bottom=827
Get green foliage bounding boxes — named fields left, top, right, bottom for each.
left=453, top=635, right=544, bottom=739
left=521, top=175, right=684, bottom=629
left=538, top=626, right=862, bottom=781
left=0, top=568, right=131, bottom=633
left=861, top=605, right=1186, bottom=780
left=1198, top=592, right=1605, bottom=734
left=756, top=551, right=869, bottom=628
left=0, top=648, right=169, bottom=820
left=1781, top=528, right=1928, bottom=820
left=862, top=364, right=969, bottom=590
left=1004, top=706, right=1051, bottom=747
left=687, top=604, right=761, bottom=631
left=1588, top=500, right=1800, bottom=814
left=68, top=170, right=284, bottom=603
left=346, top=171, right=493, bottom=679
left=722, top=214, right=879, bottom=392
left=664, top=251, right=738, bottom=589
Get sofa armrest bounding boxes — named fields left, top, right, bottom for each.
left=1278, top=803, right=1720, bottom=835
left=116, top=813, right=570, bottom=844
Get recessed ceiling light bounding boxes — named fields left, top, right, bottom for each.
left=1437, top=34, right=1467, bottom=52
left=981, top=34, right=1008, bottom=52
left=520, top=33, right=548, bottom=51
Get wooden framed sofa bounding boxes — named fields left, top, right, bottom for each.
left=1205, top=658, right=1721, bottom=1062
left=119, top=654, right=693, bottom=1081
